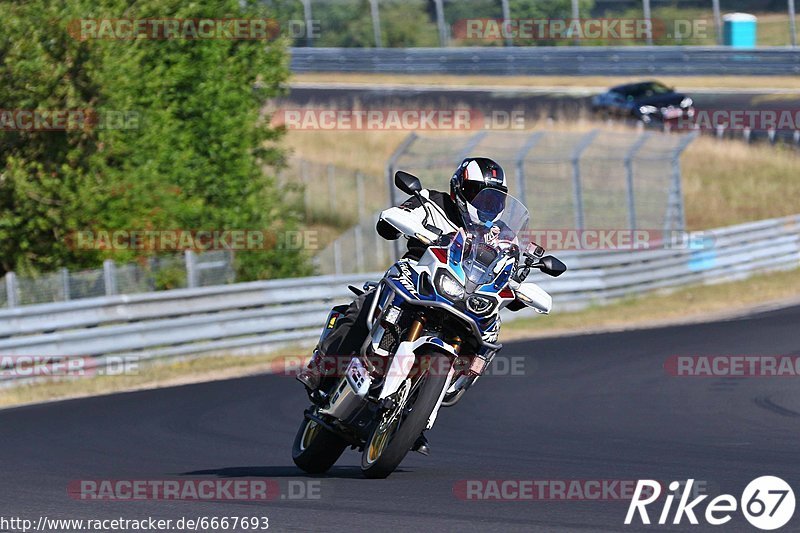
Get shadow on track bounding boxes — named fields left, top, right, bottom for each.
left=178, top=465, right=394, bottom=479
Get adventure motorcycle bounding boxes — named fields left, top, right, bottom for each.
left=292, top=170, right=566, bottom=478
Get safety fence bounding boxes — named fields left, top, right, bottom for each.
left=1, top=213, right=797, bottom=385
left=314, top=129, right=696, bottom=274
left=0, top=251, right=234, bottom=308
left=280, top=0, right=800, bottom=49
left=277, top=158, right=387, bottom=229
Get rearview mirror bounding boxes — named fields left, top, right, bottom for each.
left=537, top=255, right=567, bottom=277
left=395, top=170, right=422, bottom=196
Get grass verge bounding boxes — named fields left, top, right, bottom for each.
left=503, top=266, right=800, bottom=340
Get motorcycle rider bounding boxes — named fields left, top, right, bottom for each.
left=297, top=157, right=509, bottom=453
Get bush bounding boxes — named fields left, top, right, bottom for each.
left=0, top=0, right=310, bottom=280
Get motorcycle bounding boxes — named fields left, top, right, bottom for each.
left=292, top=170, right=566, bottom=478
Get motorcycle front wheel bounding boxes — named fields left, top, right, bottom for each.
left=360, top=352, right=451, bottom=479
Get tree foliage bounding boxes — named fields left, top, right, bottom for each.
left=0, top=0, right=307, bottom=280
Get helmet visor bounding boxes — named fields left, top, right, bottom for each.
left=469, top=188, right=506, bottom=224
left=461, top=179, right=491, bottom=203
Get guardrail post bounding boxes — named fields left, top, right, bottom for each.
left=333, top=240, right=343, bottom=275
left=302, top=0, right=314, bottom=47
left=327, top=164, right=337, bottom=214
left=386, top=132, right=418, bottom=261
left=369, top=0, right=382, bottom=48
left=355, top=172, right=366, bottom=272
left=434, top=0, right=447, bottom=47
left=514, top=131, right=545, bottom=207
left=185, top=250, right=198, bottom=288
left=712, top=0, right=723, bottom=45
left=624, top=133, right=651, bottom=231
left=300, top=159, right=311, bottom=220
left=501, top=0, right=512, bottom=47
left=570, top=0, right=580, bottom=45
left=571, top=130, right=599, bottom=230
left=103, top=259, right=117, bottom=296
left=642, top=0, right=653, bottom=45
left=61, top=267, right=71, bottom=301
left=5, top=271, right=18, bottom=308
left=666, top=131, right=698, bottom=232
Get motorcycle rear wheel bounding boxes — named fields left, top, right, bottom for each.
left=292, top=413, right=348, bottom=474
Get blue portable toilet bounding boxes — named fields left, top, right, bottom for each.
left=722, top=13, right=757, bottom=48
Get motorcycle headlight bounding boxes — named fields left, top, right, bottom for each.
left=435, top=271, right=465, bottom=300
left=639, top=105, right=658, bottom=114
left=467, top=295, right=496, bottom=315
left=680, top=97, right=693, bottom=108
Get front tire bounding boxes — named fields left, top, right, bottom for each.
left=360, top=353, right=451, bottom=479
left=292, top=413, right=348, bottom=474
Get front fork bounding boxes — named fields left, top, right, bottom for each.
left=372, top=313, right=459, bottom=431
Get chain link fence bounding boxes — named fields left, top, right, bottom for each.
left=1, top=251, right=234, bottom=308
left=277, top=158, right=391, bottom=273
left=277, top=158, right=388, bottom=229
left=274, top=0, right=799, bottom=48
left=312, top=129, right=696, bottom=275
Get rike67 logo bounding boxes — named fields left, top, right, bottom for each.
left=625, top=477, right=795, bottom=530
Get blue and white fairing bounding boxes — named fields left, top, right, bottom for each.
left=383, top=189, right=535, bottom=350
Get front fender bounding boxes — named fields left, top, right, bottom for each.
left=378, top=336, right=457, bottom=400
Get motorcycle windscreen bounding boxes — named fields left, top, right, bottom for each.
left=461, top=190, right=529, bottom=287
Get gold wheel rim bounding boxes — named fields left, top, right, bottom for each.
left=301, top=420, right=320, bottom=451
left=366, top=419, right=396, bottom=464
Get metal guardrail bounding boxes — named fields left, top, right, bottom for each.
left=1, top=215, right=798, bottom=383
left=290, top=47, right=800, bottom=76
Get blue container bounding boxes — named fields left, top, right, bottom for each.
left=722, top=13, right=757, bottom=48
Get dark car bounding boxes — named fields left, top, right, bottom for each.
left=591, top=81, right=695, bottom=124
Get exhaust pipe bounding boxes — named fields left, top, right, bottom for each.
left=320, top=357, right=371, bottom=420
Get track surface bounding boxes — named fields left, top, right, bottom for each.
left=3, top=304, right=800, bottom=532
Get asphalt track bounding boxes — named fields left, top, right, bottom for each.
left=2, top=303, right=800, bottom=532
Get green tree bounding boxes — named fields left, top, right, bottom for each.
left=509, top=0, right=596, bottom=46
left=0, top=0, right=307, bottom=280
